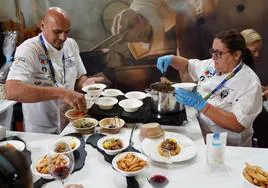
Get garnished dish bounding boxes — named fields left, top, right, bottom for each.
left=158, top=138, right=181, bottom=157
left=87, top=87, right=100, bottom=91
left=103, top=138, right=123, bottom=150
left=74, top=118, right=96, bottom=129
left=116, top=153, right=147, bottom=172
left=52, top=136, right=81, bottom=152
left=65, top=109, right=86, bottom=121
left=99, top=117, right=125, bottom=134
left=0, top=140, right=26, bottom=151
left=243, top=162, right=268, bottom=187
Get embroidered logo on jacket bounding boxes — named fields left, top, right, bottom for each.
left=38, top=54, right=47, bottom=65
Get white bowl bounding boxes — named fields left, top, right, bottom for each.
left=52, top=136, right=81, bottom=152
left=95, top=97, right=118, bottom=110
left=31, top=155, right=53, bottom=179
left=119, top=99, right=143, bottom=112
left=112, top=152, right=148, bottom=177
left=82, top=83, right=106, bottom=93
left=99, top=117, right=125, bottom=134
left=102, top=89, right=124, bottom=97
left=72, top=117, right=98, bottom=134
left=97, top=135, right=129, bottom=155
left=65, top=109, right=87, bottom=122
left=172, top=82, right=197, bottom=91
left=0, top=140, right=26, bottom=151
left=125, top=91, right=148, bottom=100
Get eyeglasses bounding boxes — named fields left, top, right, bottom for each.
left=209, top=48, right=230, bottom=59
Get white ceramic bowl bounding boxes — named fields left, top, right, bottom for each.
left=97, top=135, right=129, bottom=155
left=99, top=117, right=125, bottom=134
left=72, top=117, right=98, bottom=134
left=0, top=140, right=26, bottom=151
left=52, top=136, right=81, bottom=152
left=112, top=152, right=148, bottom=177
left=82, top=83, right=106, bottom=93
left=31, top=155, right=53, bottom=179
left=65, top=109, right=87, bottom=122
left=172, top=82, right=197, bottom=91
left=125, top=91, right=148, bottom=100
left=95, top=97, right=118, bottom=110
left=119, top=99, right=143, bottom=112
left=102, top=89, right=124, bottom=97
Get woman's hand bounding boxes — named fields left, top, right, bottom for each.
left=156, top=55, right=174, bottom=74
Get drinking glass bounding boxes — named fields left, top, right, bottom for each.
left=146, top=149, right=172, bottom=188
left=48, top=140, right=74, bottom=186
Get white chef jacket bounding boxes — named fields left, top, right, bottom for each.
left=7, top=33, right=86, bottom=134
left=188, top=58, right=263, bottom=146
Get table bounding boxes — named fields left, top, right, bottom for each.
left=0, top=99, right=16, bottom=130
left=5, top=108, right=268, bottom=188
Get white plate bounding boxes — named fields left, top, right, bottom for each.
left=141, top=132, right=196, bottom=163
left=102, top=89, right=124, bottom=97
left=0, top=140, right=26, bottom=151
left=52, top=136, right=81, bottom=152
left=82, top=83, right=107, bottom=92
left=112, top=151, right=148, bottom=177
left=125, top=91, right=148, bottom=100
left=172, top=82, right=197, bottom=91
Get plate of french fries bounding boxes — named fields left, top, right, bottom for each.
left=31, top=154, right=53, bottom=179
left=112, top=152, right=148, bottom=177
left=243, top=163, right=268, bottom=188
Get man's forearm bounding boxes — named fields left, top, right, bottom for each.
left=5, top=80, right=65, bottom=103
left=75, top=75, right=87, bottom=91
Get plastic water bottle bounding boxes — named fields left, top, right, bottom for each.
left=207, top=132, right=225, bottom=165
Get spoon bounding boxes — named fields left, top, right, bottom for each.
left=129, top=124, right=138, bottom=147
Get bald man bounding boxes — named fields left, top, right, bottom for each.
left=5, top=7, right=104, bottom=134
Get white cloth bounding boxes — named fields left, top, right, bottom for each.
left=7, top=33, right=86, bottom=134
left=188, top=58, right=263, bottom=146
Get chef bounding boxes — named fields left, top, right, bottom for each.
left=157, top=30, right=263, bottom=146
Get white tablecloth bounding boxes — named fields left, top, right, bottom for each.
left=5, top=108, right=268, bottom=188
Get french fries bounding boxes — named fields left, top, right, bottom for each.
left=243, top=163, right=268, bottom=187
left=35, top=154, right=68, bottom=174
left=36, top=155, right=49, bottom=174
left=116, top=153, right=147, bottom=172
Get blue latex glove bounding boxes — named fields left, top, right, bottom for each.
left=175, top=88, right=206, bottom=111
left=156, top=55, right=173, bottom=74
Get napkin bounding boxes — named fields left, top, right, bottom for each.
left=86, top=133, right=140, bottom=188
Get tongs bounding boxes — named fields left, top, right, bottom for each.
left=90, top=30, right=128, bottom=51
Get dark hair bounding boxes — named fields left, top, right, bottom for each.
left=215, top=30, right=254, bottom=69
left=0, top=146, right=32, bottom=188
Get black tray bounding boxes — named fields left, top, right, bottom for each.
left=33, top=133, right=87, bottom=188
left=86, top=133, right=140, bottom=188
left=88, top=96, right=187, bottom=125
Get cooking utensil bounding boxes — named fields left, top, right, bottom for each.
left=129, top=124, right=138, bottom=146
left=145, top=82, right=184, bottom=114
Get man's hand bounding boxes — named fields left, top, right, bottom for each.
left=112, top=9, right=151, bottom=42
left=175, top=88, right=206, bottom=111
left=156, top=55, right=173, bottom=74
left=62, top=90, right=86, bottom=111
left=81, top=76, right=105, bottom=88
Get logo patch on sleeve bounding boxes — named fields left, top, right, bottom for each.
left=38, top=54, right=47, bottom=65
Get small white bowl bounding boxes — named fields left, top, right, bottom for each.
left=172, top=82, right=197, bottom=91
left=0, top=140, right=26, bottom=151
left=97, top=135, right=129, bottom=155
left=112, top=152, right=148, bottom=177
left=125, top=91, right=148, bottom=100
left=119, top=99, right=143, bottom=112
left=72, top=117, right=98, bottom=134
left=82, top=83, right=106, bottom=93
left=52, top=136, right=81, bottom=152
left=99, top=117, right=125, bottom=134
left=102, top=89, right=124, bottom=97
left=95, top=97, right=118, bottom=110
